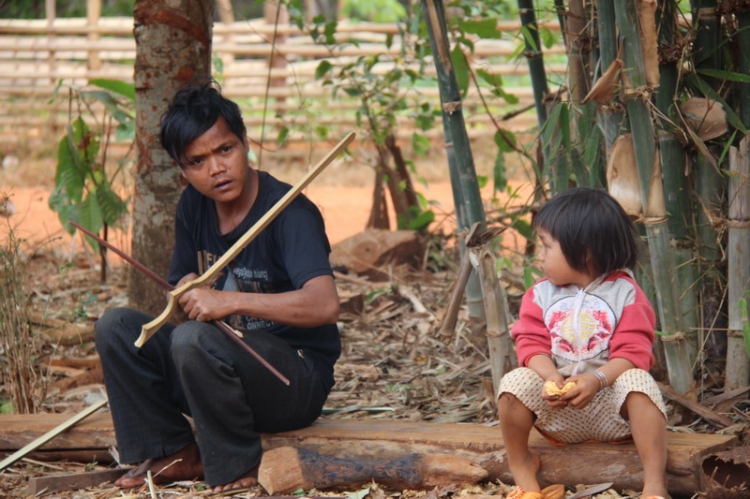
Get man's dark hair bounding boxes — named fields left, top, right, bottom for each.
left=160, top=78, right=246, bottom=168
left=533, top=187, right=640, bottom=277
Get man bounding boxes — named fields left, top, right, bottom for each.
left=95, top=79, right=341, bottom=494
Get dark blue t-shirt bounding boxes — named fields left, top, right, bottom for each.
left=167, top=171, right=340, bottom=388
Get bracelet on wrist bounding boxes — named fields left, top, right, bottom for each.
left=593, top=369, right=608, bottom=390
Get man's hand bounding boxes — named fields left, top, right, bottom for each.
left=178, top=287, right=227, bottom=322
left=560, top=372, right=600, bottom=410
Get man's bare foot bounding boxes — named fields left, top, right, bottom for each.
left=115, top=442, right=204, bottom=488
left=508, top=451, right=541, bottom=493
left=209, top=468, right=259, bottom=495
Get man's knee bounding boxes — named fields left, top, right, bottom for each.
left=95, top=307, right=142, bottom=352
left=170, top=321, right=217, bottom=365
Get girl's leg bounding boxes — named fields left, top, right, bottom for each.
left=623, top=392, right=669, bottom=498
left=497, top=393, right=541, bottom=493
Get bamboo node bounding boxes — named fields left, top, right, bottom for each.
left=643, top=216, right=667, bottom=226
left=442, top=101, right=462, bottom=113
left=622, top=85, right=652, bottom=102
left=727, top=220, right=750, bottom=228
left=660, top=332, right=687, bottom=343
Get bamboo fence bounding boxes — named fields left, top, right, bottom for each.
left=0, top=10, right=566, bottom=145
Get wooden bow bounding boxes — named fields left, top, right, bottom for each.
left=137, top=131, right=356, bottom=348
left=69, top=221, right=291, bottom=385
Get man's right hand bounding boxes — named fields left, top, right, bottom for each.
left=172, top=273, right=200, bottom=324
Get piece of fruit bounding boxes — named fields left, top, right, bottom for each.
left=544, top=381, right=576, bottom=396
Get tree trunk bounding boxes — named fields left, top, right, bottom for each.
left=129, top=0, right=212, bottom=315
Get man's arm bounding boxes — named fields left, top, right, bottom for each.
left=177, top=274, right=340, bottom=328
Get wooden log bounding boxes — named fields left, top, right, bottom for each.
left=258, top=446, right=487, bottom=494
left=0, top=413, right=737, bottom=495
left=27, top=468, right=131, bottom=495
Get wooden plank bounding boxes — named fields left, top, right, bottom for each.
left=0, top=413, right=737, bottom=495
left=28, top=468, right=131, bottom=495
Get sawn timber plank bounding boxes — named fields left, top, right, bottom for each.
left=0, top=412, right=737, bottom=495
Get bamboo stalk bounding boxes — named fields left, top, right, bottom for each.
left=738, top=11, right=750, bottom=129
left=615, top=0, right=693, bottom=394
left=594, top=0, right=624, bottom=151
left=471, top=246, right=513, bottom=396
left=421, top=0, right=487, bottom=320
left=655, top=0, right=699, bottom=363
left=725, top=137, right=750, bottom=389
left=516, top=0, right=550, bottom=128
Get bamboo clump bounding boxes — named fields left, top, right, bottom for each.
left=725, top=137, right=750, bottom=389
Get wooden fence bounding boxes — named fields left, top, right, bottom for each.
left=0, top=12, right=565, bottom=148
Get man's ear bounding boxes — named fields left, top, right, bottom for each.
left=179, top=169, right=188, bottom=187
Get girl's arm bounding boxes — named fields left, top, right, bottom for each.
left=560, top=358, right=636, bottom=409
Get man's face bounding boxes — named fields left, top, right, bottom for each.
left=180, top=117, right=250, bottom=205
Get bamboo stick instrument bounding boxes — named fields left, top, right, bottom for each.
left=69, top=221, right=290, bottom=386
left=139, top=131, right=355, bottom=347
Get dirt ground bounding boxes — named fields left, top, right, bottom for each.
left=1, top=152, right=747, bottom=499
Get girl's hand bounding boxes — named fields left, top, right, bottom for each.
left=541, top=375, right=569, bottom=409
left=560, top=372, right=600, bottom=410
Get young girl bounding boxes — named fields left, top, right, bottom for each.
left=497, top=188, right=669, bottom=499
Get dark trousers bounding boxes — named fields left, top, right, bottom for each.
left=95, top=307, right=330, bottom=486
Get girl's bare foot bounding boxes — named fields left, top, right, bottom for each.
left=115, top=442, right=204, bottom=488
left=209, top=467, right=259, bottom=494
left=508, top=451, right=541, bottom=493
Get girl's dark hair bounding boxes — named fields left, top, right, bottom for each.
left=160, top=77, right=246, bottom=168
left=533, top=187, right=639, bottom=276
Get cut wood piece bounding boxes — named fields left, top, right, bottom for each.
left=0, top=413, right=738, bottom=496
left=0, top=399, right=108, bottom=472
left=658, top=382, right=735, bottom=428
left=27, top=467, right=132, bottom=495
left=50, top=364, right=104, bottom=393
left=31, top=313, right=95, bottom=346
left=258, top=446, right=487, bottom=494
left=330, top=229, right=425, bottom=281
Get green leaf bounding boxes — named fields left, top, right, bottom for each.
left=89, top=79, right=136, bottom=101
left=82, top=90, right=133, bottom=125
left=519, top=26, right=539, bottom=53
left=385, top=32, right=394, bottom=49
left=541, top=102, right=564, bottom=150
left=494, top=149, right=507, bottom=193
left=116, top=118, right=136, bottom=142
left=324, top=21, right=337, bottom=45
left=346, top=487, right=371, bottom=499
left=412, top=132, right=430, bottom=156
left=315, top=60, right=333, bottom=80
left=697, top=69, right=750, bottom=83
left=477, top=175, right=488, bottom=189
left=523, top=266, right=536, bottom=290
left=494, top=129, right=517, bottom=153
left=450, top=45, right=469, bottom=96
left=406, top=208, right=435, bottom=231
left=583, top=124, right=602, bottom=175
left=512, top=218, right=534, bottom=241
left=476, top=68, right=498, bottom=86
left=95, top=182, right=128, bottom=226
left=740, top=297, right=750, bottom=358
left=55, top=135, right=83, bottom=202
left=459, top=19, right=501, bottom=39
left=277, top=126, right=290, bottom=145
left=79, top=192, right=103, bottom=251
left=559, top=103, right=571, bottom=152
left=540, top=27, right=557, bottom=49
